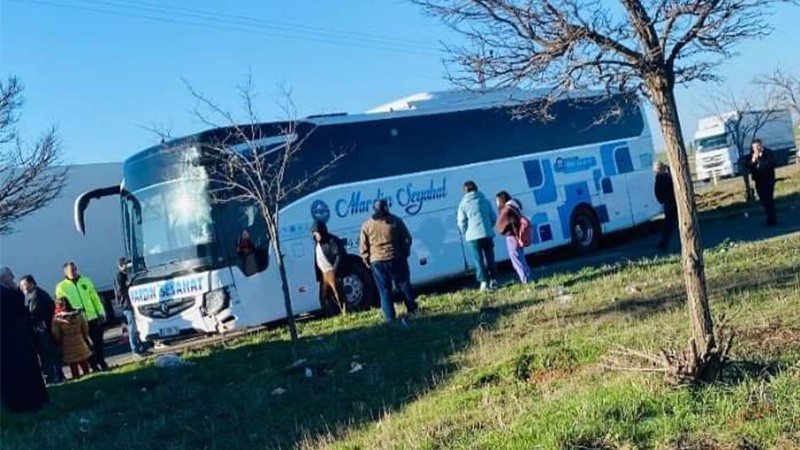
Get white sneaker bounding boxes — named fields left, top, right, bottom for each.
left=479, top=281, right=489, bottom=291
left=489, top=279, right=499, bottom=289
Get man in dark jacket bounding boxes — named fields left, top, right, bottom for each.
left=653, top=162, right=678, bottom=251
left=311, top=221, right=350, bottom=315
left=360, top=199, right=418, bottom=323
left=19, top=275, right=64, bottom=384
left=0, top=267, right=49, bottom=413
left=747, top=138, right=778, bottom=226
left=115, top=258, right=143, bottom=354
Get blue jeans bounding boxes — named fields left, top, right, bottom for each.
left=467, top=237, right=497, bottom=283
left=370, top=258, right=418, bottom=322
left=122, top=310, right=141, bottom=353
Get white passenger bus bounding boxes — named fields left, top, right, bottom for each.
left=75, top=89, right=659, bottom=342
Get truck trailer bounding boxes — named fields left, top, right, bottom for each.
left=0, top=163, right=123, bottom=306
left=694, top=110, right=795, bottom=182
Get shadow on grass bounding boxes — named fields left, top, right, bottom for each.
left=1, top=298, right=539, bottom=450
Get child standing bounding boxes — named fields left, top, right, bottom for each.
left=51, top=298, right=93, bottom=380
left=495, top=191, right=534, bottom=284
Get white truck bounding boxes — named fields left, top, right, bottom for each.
left=693, top=110, right=795, bottom=182
left=0, top=163, right=123, bottom=307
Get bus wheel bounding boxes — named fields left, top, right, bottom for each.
left=571, top=206, right=601, bottom=254
left=340, top=256, right=376, bottom=312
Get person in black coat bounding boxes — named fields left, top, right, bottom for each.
left=0, top=267, right=49, bottom=413
left=20, top=275, right=65, bottom=384
left=311, top=220, right=351, bottom=315
left=653, top=162, right=678, bottom=251
left=747, top=138, right=778, bottom=226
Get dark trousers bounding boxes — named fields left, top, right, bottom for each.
left=33, top=329, right=64, bottom=383
left=69, top=361, right=91, bottom=379
left=87, top=319, right=108, bottom=370
left=756, top=181, right=777, bottom=225
left=467, top=237, right=497, bottom=283
left=370, top=258, right=417, bottom=322
left=659, top=205, right=678, bottom=250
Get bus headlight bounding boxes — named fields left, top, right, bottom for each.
left=203, top=288, right=230, bottom=314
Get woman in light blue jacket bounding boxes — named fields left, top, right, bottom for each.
left=457, top=181, right=498, bottom=290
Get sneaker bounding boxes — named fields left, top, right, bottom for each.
left=479, top=281, right=489, bottom=291
left=489, top=279, right=499, bottom=290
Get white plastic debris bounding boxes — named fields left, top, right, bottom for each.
left=349, top=362, right=364, bottom=374
left=556, top=294, right=574, bottom=305
left=271, top=387, right=287, bottom=396
left=154, top=353, right=194, bottom=368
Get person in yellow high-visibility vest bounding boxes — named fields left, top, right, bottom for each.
left=54, top=262, right=109, bottom=371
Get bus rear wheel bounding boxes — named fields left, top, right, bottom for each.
left=571, top=206, right=601, bottom=254
left=339, top=256, right=376, bottom=312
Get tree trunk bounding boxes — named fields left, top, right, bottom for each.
left=267, top=217, right=299, bottom=344
left=646, top=75, right=716, bottom=354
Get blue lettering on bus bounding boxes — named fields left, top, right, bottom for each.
left=395, top=178, right=447, bottom=215
left=158, top=276, right=204, bottom=300
left=334, top=178, right=446, bottom=218
left=131, top=286, right=157, bottom=304
left=554, top=156, right=597, bottom=173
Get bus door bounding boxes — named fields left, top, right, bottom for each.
left=597, top=143, right=636, bottom=231
left=624, top=150, right=658, bottom=225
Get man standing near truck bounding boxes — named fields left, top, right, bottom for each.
left=55, top=262, right=109, bottom=371
left=747, top=138, right=778, bottom=227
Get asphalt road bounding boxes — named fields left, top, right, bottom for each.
left=102, top=193, right=800, bottom=368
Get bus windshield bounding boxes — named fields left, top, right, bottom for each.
left=124, top=178, right=216, bottom=273
left=695, top=134, right=728, bottom=152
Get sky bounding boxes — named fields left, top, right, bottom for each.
left=2, top=0, right=799, bottom=165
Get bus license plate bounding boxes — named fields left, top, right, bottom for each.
left=158, top=327, right=180, bottom=338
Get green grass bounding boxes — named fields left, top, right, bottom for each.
left=3, top=234, right=799, bottom=449
left=696, top=164, right=800, bottom=217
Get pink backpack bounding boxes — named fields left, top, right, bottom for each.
left=509, top=201, right=533, bottom=247
left=517, top=215, right=533, bottom=247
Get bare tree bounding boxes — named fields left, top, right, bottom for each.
left=414, top=0, right=792, bottom=383
left=0, top=77, right=68, bottom=235
left=181, top=76, right=345, bottom=346
left=704, top=86, right=782, bottom=201
left=756, top=68, right=800, bottom=117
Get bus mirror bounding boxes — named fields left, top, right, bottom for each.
left=74, top=185, right=122, bottom=235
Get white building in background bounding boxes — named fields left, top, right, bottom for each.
left=0, top=163, right=123, bottom=297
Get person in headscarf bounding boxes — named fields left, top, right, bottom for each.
left=0, top=266, right=49, bottom=413
left=311, top=220, right=350, bottom=315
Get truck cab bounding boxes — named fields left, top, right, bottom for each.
left=694, top=116, right=739, bottom=183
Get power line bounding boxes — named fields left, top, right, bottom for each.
left=85, top=0, right=439, bottom=49
left=13, top=0, right=442, bottom=55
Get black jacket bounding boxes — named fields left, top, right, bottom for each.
left=114, top=270, right=132, bottom=311
left=311, top=220, right=351, bottom=281
left=747, top=147, right=776, bottom=186
left=27, top=287, right=55, bottom=333
left=654, top=169, right=676, bottom=209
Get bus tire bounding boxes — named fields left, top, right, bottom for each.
left=570, top=206, right=601, bottom=254
left=339, top=256, right=377, bottom=312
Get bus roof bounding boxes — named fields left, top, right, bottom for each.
left=309, top=87, right=613, bottom=126
left=131, top=88, right=629, bottom=162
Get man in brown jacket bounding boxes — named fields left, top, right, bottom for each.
left=360, top=199, right=418, bottom=322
